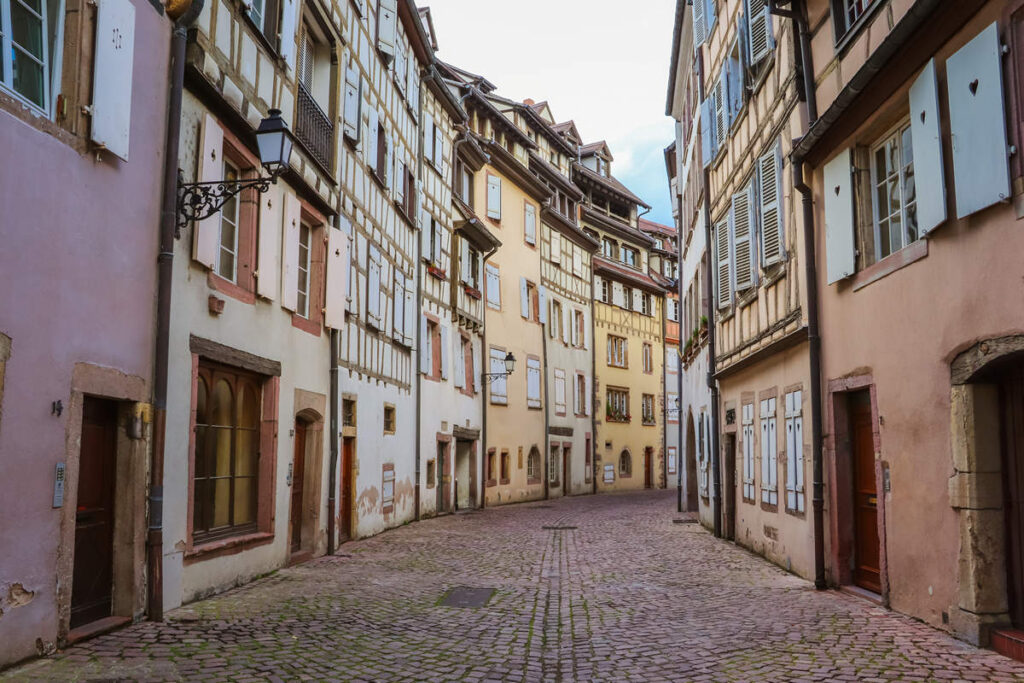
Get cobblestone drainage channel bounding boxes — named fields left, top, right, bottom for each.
left=672, top=518, right=698, bottom=524
left=438, top=587, right=495, bottom=608
left=541, top=525, right=578, bottom=530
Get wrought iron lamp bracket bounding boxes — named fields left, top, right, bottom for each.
left=175, top=168, right=281, bottom=237
left=480, top=371, right=511, bottom=385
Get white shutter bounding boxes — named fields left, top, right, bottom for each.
left=705, top=0, right=716, bottom=35
left=384, top=135, right=393, bottom=189
left=325, top=228, right=349, bottom=329
left=731, top=186, right=753, bottom=291
left=454, top=334, right=465, bottom=388
left=90, top=0, right=135, bottom=161
left=572, top=248, right=582, bottom=277
left=550, top=231, right=560, bottom=263
left=392, top=271, right=405, bottom=341
left=794, top=394, right=804, bottom=511
left=278, top=0, right=298, bottom=74
left=612, top=282, right=624, bottom=308
left=571, top=309, right=580, bottom=347
left=345, top=234, right=355, bottom=312
left=460, top=239, right=471, bottom=283
left=422, top=113, right=434, bottom=162
left=909, top=60, right=946, bottom=235
left=281, top=190, right=301, bottom=311
left=759, top=142, right=783, bottom=266
left=408, top=57, right=420, bottom=115
left=823, top=148, right=855, bottom=284
left=395, top=48, right=407, bottom=96
left=486, top=264, right=501, bottom=307
left=700, top=99, right=714, bottom=167
left=403, top=279, right=415, bottom=346
left=742, top=404, right=754, bottom=500
left=419, top=316, right=430, bottom=374
left=421, top=211, right=432, bottom=261
left=585, top=374, right=592, bottom=416
left=487, top=175, right=502, bottom=219
left=520, top=277, right=530, bottom=318
left=395, top=157, right=405, bottom=205
left=434, top=125, right=444, bottom=169
left=367, top=109, right=379, bottom=168
left=527, top=358, right=541, bottom=407
left=471, top=341, right=480, bottom=393
left=715, top=219, right=731, bottom=308
left=376, top=0, right=397, bottom=60
left=747, top=0, right=772, bottom=65
left=946, top=22, right=1011, bottom=219
left=692, top=0, right=706, bottom=47
left=439, top=227, right=451, bottom=274
left=524, top=204, right=537, bottom=245
left=440, top=325, right=450, bottom=380
left=561, top=304, right=570, bottom=345
left=538, top=286, right=548, bottom=325
left=344, top=63, right=361, bottom=143
left=256, top=183, right=281, bottom=299
left=554, top=372, right=566, bottom=413
left=490, top=349, right=507, bottom=404
left=193, top=114, right=222, bottom=269
left=367, top=246, right=381, bottom=323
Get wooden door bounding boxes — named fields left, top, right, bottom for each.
left=724, top=434, right=736, bottom=541
left=441, top=442, right=451, bottom=513
left=71, top=398, right=117, bottom=629
left=644, top=448, right=653, bottom=489
left=469, top=440, right=477, bottom=508
left=1001, top=366, right=1024, bottom=626
left=340, top=437, right=354, bottom=541
left=563, top=446, right=571, bottom=496
left=290, top=419, right=307, bottom=553
left=850, top=394, right=881, bottom=593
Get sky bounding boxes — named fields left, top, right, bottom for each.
left=424, top=0, right=678, bottom=228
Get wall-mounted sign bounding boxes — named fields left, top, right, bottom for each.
left=53, top=463, right=66, bottom=508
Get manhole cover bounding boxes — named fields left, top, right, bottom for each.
left=542, top=525, right=578, bottom=530
left=439, top=586, right=495, bottom=608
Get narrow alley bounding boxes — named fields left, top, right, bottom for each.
left=7, top=492, right=1022, bottom=682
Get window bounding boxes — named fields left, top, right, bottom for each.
left=623, top=287, right=634, bottom=311
left=455, top=158, right=473, bottom=207
left=668, top=299, right=680, bottom=322
left=486, top=449, right=497, bottom=485
left=602, top=237, right=618, bottom=260
left=554, top=368, right=566, bottom=416
left=489, top=347, right=507, bottom=404
left=606, top=388, right=629, bottom=422
left=642, top=343, right=653, bottom=374
left=548, top=445, right=559, bottom=484
left=192, top=363, right=263, bottom=543
left=383, top=404, right=395, bottom=434
left=521, top=279, right=539, bottom=322
left=668, top=447, right=677, bottom=475
left=760, top=397, right=778, bottom=506
left=217, top=161, right=241, bottom=282
left=785, top=390, right=805, bottom=513
left=642, top=394, right=655, bottom=425
left=641, top=293, right=651, bottom=316
left=607, top=335, right=627, bottom=368
left=296, top=223, right=311, bottom=317
left=485, top=263, right=501, bottom=309
left=573, top=310, right=584, bottom=348
left=550, top=300, right=562, bottom=340
left=1, top=0, right=60, bottom=112
left=382, top=464, right=395, bottom=514
left=342, top=398, right=356, bottom=427
left=691, top=0, right=717, bottom=48
left=600, top=278, right=610, bottom=303
left=742, top=403, right=755, bottom=502
left=871, top=122, right=918, bottom=261
left=618, top=450, right=632, bottom=476
left=426, top=459, right=436, bottom=488
left=526, top=356, right=542, bottom=409
left=500, top=450, right=510, bottom=484
left=524, top=202, right=537, bottom=245
left=575, top=372, right=587, bottom=416
left=374, top=119, right=388, bottom=182
left=831, top=0, right=877, bottom=41
left=296, top=20, right=334, bottom=169
left=527, top=447, right=540, bottom=481
left=622, top=247, right=638, bottom=267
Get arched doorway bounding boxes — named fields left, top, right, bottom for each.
left=685, top=410, right=698, bottom=512
left=290, top=408, right=324, bottom=563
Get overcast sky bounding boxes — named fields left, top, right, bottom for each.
left=425, top=0, right=677, bottom=227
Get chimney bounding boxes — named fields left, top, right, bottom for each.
left=523, top=98, right=535, bottom=106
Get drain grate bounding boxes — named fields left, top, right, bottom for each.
left=672, top=518, right=698, bottom=525
left=542, top=525, right=578, bottom=530
left=534, top=505, right=554, bottom=509
left=439, top=586, right=495, bottom=608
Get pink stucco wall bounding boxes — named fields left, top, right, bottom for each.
left=0, top=0, right=170, bottom=665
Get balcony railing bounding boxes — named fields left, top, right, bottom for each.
left=295, top=82, right=333, bottom=171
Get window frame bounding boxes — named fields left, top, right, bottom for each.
left=296, top=222, right=312, bottom=318
left=641, top=393, right=656, bottom=426
left=869, top=120, right=918, bottom=263
left=216, top=159, right=242, bottom=283
left=607, top=335, right=628, bottom=368
left=0, top=0, right=54, bottom=114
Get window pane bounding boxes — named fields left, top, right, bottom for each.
left=887, top=176, right=900, bottom=215
left=888, top=213, right=902, bottom=254
left=905, top=202, right=918, bottom=244
left=240, top=383, right=260, bottom=428
left=12, top=48, right=45, bottom=108
left=212, top=379, right=233, bottom=426
left=878, top=219, right=892, bottom=259
left=212, top=478, right=231, bottom=528
left=233, top=476, right=256, bottom=525
left=235, top=429, right=257, bottom=475
left=12, top=1, right=43, bottom=58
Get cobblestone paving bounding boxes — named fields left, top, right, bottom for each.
left=7, top=490, right=1024, bottom=682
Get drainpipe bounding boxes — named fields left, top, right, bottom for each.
left=694, top=51, right=722, bottom=539
left=661, top=290, right=668, bottom=491
left=785, top=0, right=826, bottom=590
left=542, top=313, right=551, bottom=501
left=149, top=0, right=204, bottom=623
left=414, top=64, right=426, bottom=522
left=479, top=242, right=497, bottom=510
left=590, top=287, right=598, bottom=496
left=327, top=323, right=339, bottom=554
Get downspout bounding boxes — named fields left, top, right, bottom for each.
left=327, top=294, right=339, bottom=554
left=661, top=289, right=668, bottom=491
left=479, top=242, right=497, bottom=510
left=786, top=0, right=826, bottom=590
left=542, top=312, right=550, bottom=501
left=695, top=50, right=722, bottom=539
left=149, top=0, right=204, bottom=622
left=414, top=64, right=427, bottom=522
left=677, top=182, right=685, bottom=512
left=590, top=283, right=598, bottom=496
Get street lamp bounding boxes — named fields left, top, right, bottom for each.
left=176, top=109, right=295, bottom=231
left=482, top=352, right=516, bottom=384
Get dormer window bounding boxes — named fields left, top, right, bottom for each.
left=596, top=157, right=608, bottom=176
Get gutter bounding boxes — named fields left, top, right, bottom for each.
left=784, top=0, right=826, bottom=590
left=414, top=62, right=426, bottom=522
left=327, top=320, right=339, bottom=553
left=542, top=314, right=550, bottom=501
left=149, top=0, right=204, bottom=622
left=479, top=242, right=498, bottom=510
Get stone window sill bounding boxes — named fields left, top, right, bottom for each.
left=851, top=239, right=928, bottom=292
left=184, top=531, right=274, bottom=565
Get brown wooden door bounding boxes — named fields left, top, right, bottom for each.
left=851, top=394, right=881, bottom=593
left=340, top=437, right=354, bottom=541
left=1001, top=365, right=1024, bottom=626
left=644, top=448, right=653, bottom=489
left=563, top=446, right=571, bottom=496
left=290, top=419, right=307, bottom=553
left=71, top=397, right=117, bottom=629
left=724, top=433, right=736, bottom=541
left=440, top=441, right=451, bottom=513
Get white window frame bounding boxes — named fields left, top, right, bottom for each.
left=1, top=0, right=54, bottom=114
left=869, top=120, right=918, bottom=261
left=217, top=159, right=241, bottom=282
left=296, top=222, right=312, bottom=318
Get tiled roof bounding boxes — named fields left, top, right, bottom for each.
left=593, top=256, right=671, bottom=293
left=574, top=163, right=651, bottom=209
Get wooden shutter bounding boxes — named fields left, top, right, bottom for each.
left=715, top=219, right=731, bottom=308
left=572, top=248, right=582, bottom=277
left=692, top=0, right=706, bottom=47
left=490, top=349, right=507, bottom=403
left=421, top=211, right=432, bottom=261
left=325, top=227, right=349, bottom=329
left=550, top=231, right=560, bottom=263
left=823, top=148, right=855, bottom=284
left=256, top=183, right=281, bottom=299
left=524, top=203, right=536, bottom=244
left=90, top=0, right=135, bottom=160
left=193, top=114, right=222, bottom=269
left=527, top=358, right=541, bottom=407
left=561, top=304, right=570, bottom=345
left=759, top=142, right=783, bottom=266
left=281, top=190, right=301, bottom=311
left=440, top=324, right=450, bottom=380
left=419, top=316, right=430, bottom=374
left=278, top=0, right=298, bottom=74
left=376, top=0, right=397, bottom=60
left=486, top=264, right=500, bottom=307
left=392, top=270, right=405, bottom=341
left=299, top=27, right=314, bottom=90
left=554, top=371, right=566, bottom=414
left=731, top=186, right=753, bottom=291
left=946, top=22, right=1011, bottom=219
left=519, top=277, right=529, bottom=318
left=487, top=175, right=502, bottom=219
left=699, top=99, right=714, bottom=168
left=909, top=59, right=946, bottom=235
left=538, top=286, right=548, bottom=325
left=454, top=335, right=466, bottom=389
left=408, top=56, right=420, bottom=115
left=367, top=245, right=381, bottom=324
left=368, top=109, right=379, bottom=168
left=713, top=79, right=727, bottom=145
left=343, top=62, right=361, bottom=142
left=705, top=0, right=716, bottom=35
left=433, top=125, right=444, bottom=169
left=747, top=0, right=772, bottom=64
left=403, top=279, right=415, bottom=346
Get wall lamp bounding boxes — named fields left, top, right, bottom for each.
left=482, top=352, right=516, bottom=384
left=176, top=109, right=294, bottom=231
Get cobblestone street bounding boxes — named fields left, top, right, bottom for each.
left=6, top=491, right=1024, bottom=682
